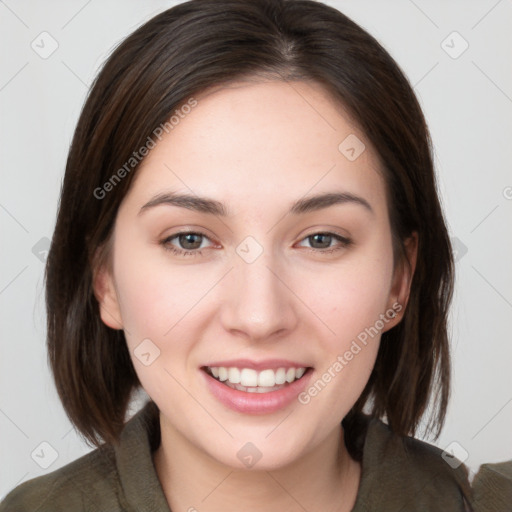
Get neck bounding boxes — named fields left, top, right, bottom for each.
left=153, top=415, right=361, bottom=512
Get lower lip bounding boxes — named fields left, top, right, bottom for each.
left=201, top=368, right=313, bottom=414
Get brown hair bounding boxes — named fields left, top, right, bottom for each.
left=45, top=0, right=454, bottom=450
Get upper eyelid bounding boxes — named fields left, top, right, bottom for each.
left=164, top=231, right=216, bottom=247
left=162, top=229, right=215, bottom=243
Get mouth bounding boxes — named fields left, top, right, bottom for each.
left=202, top=365, right=311, bottom=393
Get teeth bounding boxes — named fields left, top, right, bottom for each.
left=275, top=368, right=286, bottom=385
left=228, top=367, right=241, bottom=384
left=258, top=369, right=275, bottom=387
left=240, top=368, right=258, bottom=387
left=208, top=366, right=307, bottom=387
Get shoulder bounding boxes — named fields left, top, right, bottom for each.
left=0, top=443, right=120, bottom=512
left=0, top=400, right=162, bottom=512
left=354, top=416, right=473, bottom=510
left=471, top=459, right=512, bottom=511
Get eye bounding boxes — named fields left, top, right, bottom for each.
left=160, top=230, right=353, bottom=258
left=160, top=231, right=213, bottom=257
left=297, top=232, right=353, bottom=253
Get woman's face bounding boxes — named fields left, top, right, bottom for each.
left=95, top=80, right=415, bottom=469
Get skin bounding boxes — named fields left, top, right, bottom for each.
left=94, top=79, right=417, bottom=512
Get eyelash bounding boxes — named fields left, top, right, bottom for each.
left=160, top=230, right=353, bottom=257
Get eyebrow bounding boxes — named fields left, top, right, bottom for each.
left=138, top=191, right=374, bottom=217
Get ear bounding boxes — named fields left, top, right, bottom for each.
left=92, top=254, right=124, bottom=330
left=382, top=232, right=418, bottom=332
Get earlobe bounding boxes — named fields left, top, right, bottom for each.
left=92, top=261, right=124, bottom=331
left=383, top=232, right=418, bottom=331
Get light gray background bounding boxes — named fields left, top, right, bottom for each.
left=1, top=0, right=511, bottom=500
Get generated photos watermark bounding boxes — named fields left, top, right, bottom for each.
left=298, top=301, right=403, bottom=405
left=93, top=97, right=198, bottom=200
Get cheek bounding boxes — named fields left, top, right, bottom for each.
left=126, top=275, right=198, bottom=334
left=293, top=242, right=394, bottom=405
left=114, top=222, right=212, bottom=330
left=111, top=238, right=213, bottom=346
left=111, top=249, right=211, bottom=399
left=300, top=254, right=394, bottom=347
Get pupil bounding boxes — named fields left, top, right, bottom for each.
left=180, top=233, right=202, bottom=250
left=311, top=233, right=331, bottom=248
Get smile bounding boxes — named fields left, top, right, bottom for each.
left=205, top=366, right=307, bottom=392
left=201, top=361, right=313, bottom=414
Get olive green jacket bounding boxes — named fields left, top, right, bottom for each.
left=1, top=400, right=510, bottom=511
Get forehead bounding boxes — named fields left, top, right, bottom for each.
left=125, top=80, right=387, bottom=217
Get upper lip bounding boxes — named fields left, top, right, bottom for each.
left=202, top=359, right=311, bottom=371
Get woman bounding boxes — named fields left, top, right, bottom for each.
left=2, top=0, right=509, bottom=510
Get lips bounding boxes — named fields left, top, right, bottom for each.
left=200, top=359, right=313, bottom=414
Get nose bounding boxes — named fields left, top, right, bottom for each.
left=219, top=247, right=298, bottom=342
